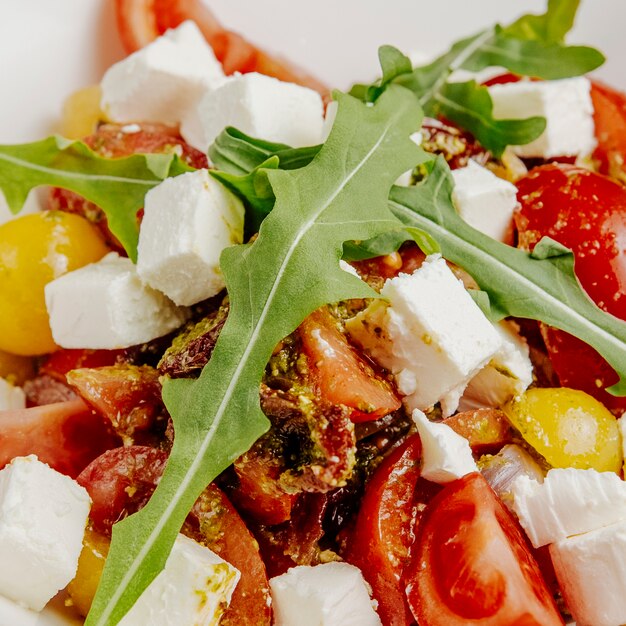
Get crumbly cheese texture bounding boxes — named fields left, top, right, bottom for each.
left=270, top=562, right=382, bottom=626
left=0, top=378, right=25, bottom=411
left=181, top=72, right=325, bottom=153
left=489, top=77, right=596, bottom=158
left=0, top=595, right=38, bottom=626
left=512, top=468, right=626, bottom=548
left=0, top=456, right=90, bottom=611
left=346, top=255, right=501, bottom=415
left=101, top=21, right=225, bottom=125
left=137, top=170, right=244, bottom=306
left=118, top=534, right=240, bottom=626
left=451, top=160, right=519, bottom=242
left=45, top=252, right=189, bottom=349
left=412, top=409, right=477, bottom=483
left=459, top=320, right=533, bottom=411
left=550, top=521, right=626, bottom=626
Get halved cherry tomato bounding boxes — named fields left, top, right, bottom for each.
left=114, top=0, right=327, bottom=96
left=404, top=473, right=564, bottom=626
left=516, top=164, right=626, bottom=413
left=343, top=435, right=422, bottom=626
left=443, top=408, right=515, bottom=454
left=40, top=349, right=124, bottom=382
left=299, top=307, right=401, bottom=421
left=0, top=399, right=119, bottom=477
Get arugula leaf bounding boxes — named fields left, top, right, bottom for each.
left=86, top=86, right=425, bottom=626
left=0, top=136, right=191, bottom=261
left=504, top=0, right=580, bottom=42
left=389, top=156, right=626, bottom=396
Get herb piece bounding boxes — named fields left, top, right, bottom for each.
left=86, top=86, right=425, bottom=626
left=504, top=0, right=580, bottom=42
left=389, top=156, right=626, bottom=396
left=0, top=136, right=191, bottom=261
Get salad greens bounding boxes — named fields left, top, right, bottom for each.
left=86, top=87, right=426, bottom=625
left=0, top=136, right=191, bottom=261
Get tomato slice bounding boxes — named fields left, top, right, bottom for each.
left=299, top=307, right=401, bottom=421
left=40, top=349, right=124, bottom=382
left=404, top=473, right=564, bottom=626
left=443, top=408, right=515, bottom=454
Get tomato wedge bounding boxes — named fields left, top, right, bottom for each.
left=299, top=307, right=401, bottom=421
left=404, top=473, right=564, bottom=626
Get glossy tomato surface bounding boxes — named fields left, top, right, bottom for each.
left=404, top=473, right=564, bottom=626
left=516, top=164, right=626, bottom=413
left=591, top=81, right=626, bottom=182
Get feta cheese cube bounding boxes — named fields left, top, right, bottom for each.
left=459, top=320, right=533, bottom=411
left=550, top=520, right=626, bottom=626
left=346, top=255, right=501, bottom=415
left=512, top=468, right=626, bottom=548
left=270, top=562, right=382, bottom=626
left=489, top=77, right=595, bottom=158
left=137, top=170, right=244, bottom=306
left=0, top=189, right=41, bottom=226
left=0, top=595, right=38, bottom=626
left=0, top=456, right=90, bottom=611
left=451, top=160, right=519, bottom=242
left=101, top=21, right=225, bottom=125
left=181, top=72, right=325, bottom=153
left=119, top=534, right=240, bottom=626
left=45, top=253, right=189, bottom=349
left=0, top=378, right=25, bottom=411
left=412, top=409, right=477, bottom=483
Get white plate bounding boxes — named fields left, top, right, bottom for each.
left=0, top=0, right=620, bottom=623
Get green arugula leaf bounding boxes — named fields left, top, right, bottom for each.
left=388, top=156, right=626, bottom=396
left=504, top=0, right=580, bottom=42
left=0, top=136, right=191, bottom=261
left=86, top=86, right=424, bottom=626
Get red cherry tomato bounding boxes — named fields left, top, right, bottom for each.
left=299, top=307, right=401, bottom=421
left=0, top=399, right=119, bottom=478
left=443, top=408, right=515, bottom=454
left=404, top=473, right=564, bottom=626
left=40, top=349, right=124, bottom=382
left=515, top=164, right=626, bottom=413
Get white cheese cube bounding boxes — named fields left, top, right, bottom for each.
left=0, top=595, right=38, bottom=626
left=511, top=468, right=626, bottom=548
left=101, top=21, right=225, bottom=126
left=270, top=562, right=381, bottom=626
left=181, top=72, right=325, bottom=153
left=489, top=77, right=596, bottom=158
left=137, top=170, right=244, bottom=306
left=0, top=378, right=25, bottom=411
left=451, top=160, right=519, bottom=242
left=412, top=409, right=477, bottom=483
left=459, top=320, right=533, bottom=411
left=45, top=253, right=188, bottom=349
left=0, top=189, right=41, bottom=226
left=346, top=255, right=501, bottom=415
left=0, top=456, right=90, bottom=611
left=550, top=521, right=626, bottom=626
left=119, top=534, right=239, bottom=626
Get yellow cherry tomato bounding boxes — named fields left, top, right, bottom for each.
left=67, top=527, right=109, bottom=617
left=0, top=212, right=110, bottom=356
left=504, top=387, right=621, bottom=473
left=0, top=350, right=34, bottom=385
left=61, top=85, right=104, bottom=139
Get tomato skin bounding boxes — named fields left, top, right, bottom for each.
left=443, top=409, right=514, bottom=454
left=40, top=349, right=124, bottom=382
left=404, top=473, right=564, bottom=626
left=516, top=164, right=626, bottom=412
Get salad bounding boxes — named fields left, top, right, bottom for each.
left=1, top=1, right=626, bottom=625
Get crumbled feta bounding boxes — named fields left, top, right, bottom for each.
left=0, top=456, right=90, bottom=611
left=489, top=77, right=596, bottom=158
left=511, top=468, right=626, bottom=548
left=412, top=409, right=477, bottom=483
left=339, top=259, right=360, bottom=279
left=0, top=378, right=25, bottom=411
left=550, top=520, right=626, bottom=626
left=451, top=160, right=519, bottom=242
left=181, top=72, right=325, bottom=154
left=346, top=255, right=501, bottom=415
left=0, top=595, right=38, bottom=626
left=0, top=189, right=41, bottom=226
left=101, top=21, right=225, bottom=126
left=459, top=320, right=533, bottom=411
left=45, top=253, right=189, bottom=349
left=137, top=170, right=244, bottom=306
left=119, top=534, right=239, bottom=626
left=270, top=562, right=382, bottom=626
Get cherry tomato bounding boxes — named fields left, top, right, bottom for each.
left=443, top=408, right=515, bottom=454
left=343, top=435, right=422, bottom=626
left=0, top=399, right=119, bottom=477
left=40, top=349, right=124, bottom=382
left=404, top=473, right=564, bottom=626
left=299, top=307, right=401, bottom=421
left=516, top=164, right=626, bottom=413
left=0, top=212, right=110, bottom=356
